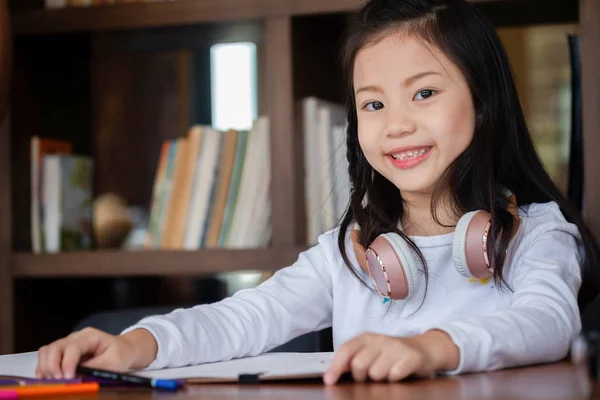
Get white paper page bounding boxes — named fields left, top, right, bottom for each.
left=0, top=351, right=38, bottom=378
left=0, top=351, right=335, bottom=381
left=135, top=352, right=335, bottom=380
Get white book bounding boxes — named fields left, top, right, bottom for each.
left=321, top=101, right=347, bottom=228
left=42, top=156, right=60, bottom=253
left=138, top=352, right=334, bottom=383
left=302, top=97, right=321, bottom=245
left=331, top=124, right=350, bottom=221
left=317, top=106, right=336, bottom=233
left=302, top=97, right=347, bottom=244
left=0, top=351, right=334, bottom=383
left=229, top=117, right=269, bottom=248
left=245, top=117, right=271, bottom=247
left=0, top=352, right=38, bottom=378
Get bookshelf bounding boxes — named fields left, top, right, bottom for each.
left=12, top=247, right=306, bottom=277
left=10, top=0, right=366, bottom=35
left=1, top=0, right=598, bottom=356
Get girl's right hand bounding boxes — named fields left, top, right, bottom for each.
left=36, top=328, right=158, bottom=379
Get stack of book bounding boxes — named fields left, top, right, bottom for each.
left=300, top=97, right=350, bottom=245
left=30, top=137, right=94, bottom=254
left=145, top=116, right=271, bottom=250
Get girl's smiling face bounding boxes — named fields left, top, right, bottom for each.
left=353, top=33, right=476, bottom=198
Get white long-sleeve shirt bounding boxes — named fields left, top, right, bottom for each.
left=122, top=201, right=583, bottom=374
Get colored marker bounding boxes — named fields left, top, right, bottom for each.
left=0, top=382, right=99, bottom=397
left=0, top=378, right=81, bottom=386
left=76, top=365, right=181, bottom=391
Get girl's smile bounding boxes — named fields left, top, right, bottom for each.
left=386, top=145, right=433, bottom=170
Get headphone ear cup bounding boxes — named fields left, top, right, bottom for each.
left=453, top=210, right=493, bottom=280
left=367, top=233, right=421, bottom=300
left=453, top=211, right=476, bottom=279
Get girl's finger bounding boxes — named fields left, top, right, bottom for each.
left=349, top=347, right=381, bottom=383
left=368, top=346, right=406, bottom=382
left=388, top=358, right=413, bottom=382
left=41, top=340, right=66, bottom=379
left=61, top=342, right=89, bottom=379
left=36, top=346, right=48, bottom=378
left=324, top=338, right=365, bottom=385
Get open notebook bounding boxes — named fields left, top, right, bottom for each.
left=0, top=351, right=335, bottom=383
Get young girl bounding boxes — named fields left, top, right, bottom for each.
left=36, top=0, right=600, bottom=385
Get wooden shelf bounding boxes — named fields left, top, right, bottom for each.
left=12, top=246, right=307, bottom=278
left=290, top=0, right=364, bottom=16
left=9, top=0, right=540, bottom=36
left=10, top=0, right=363, bottom=35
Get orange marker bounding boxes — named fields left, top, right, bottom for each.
left=0, top=382, right=99, bottom=397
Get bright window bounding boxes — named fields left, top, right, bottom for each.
left=210, top=42, right=258, bottom=131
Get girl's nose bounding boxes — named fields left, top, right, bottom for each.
left=384, top=107, right=416, bottom=138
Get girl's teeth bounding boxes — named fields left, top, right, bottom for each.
left=392, top=148, right=428, bottom=160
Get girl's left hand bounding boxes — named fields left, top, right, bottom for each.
left=323, top=330, right=459, bottom=385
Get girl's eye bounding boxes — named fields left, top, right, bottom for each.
left=364, top=101, right=384, bottom=111
left=414, top=89, right=435, bottom=101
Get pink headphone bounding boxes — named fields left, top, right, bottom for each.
left=351, top=190, right=520, bottom=300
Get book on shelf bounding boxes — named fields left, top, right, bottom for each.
left=300, top=96, right=350, bottom=245
left=202, top=129, right=239, bottom=249
left=30, top=136, right=72, bottom=254
left=145, top=116, right=271, bottom=250
left=42, top=154, right=94, bottom=253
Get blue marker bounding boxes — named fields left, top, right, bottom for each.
left=383, top=297, right=390, bottom=304
left=76, top=365, right=181, bottom=391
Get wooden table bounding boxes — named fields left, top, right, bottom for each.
left=36, top=361, right=598, bottom=399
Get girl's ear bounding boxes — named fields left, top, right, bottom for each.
left=351, top=226, right=369, bottom=273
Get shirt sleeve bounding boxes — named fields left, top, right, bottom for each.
left=431, top=223, right=583, bottom=374
left=121, top=238, right=335, bottom=369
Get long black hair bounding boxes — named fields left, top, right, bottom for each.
left=337, top=0, right=600, bottom=311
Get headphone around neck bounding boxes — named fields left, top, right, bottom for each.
left=351, top=190, right=521, bottom=301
